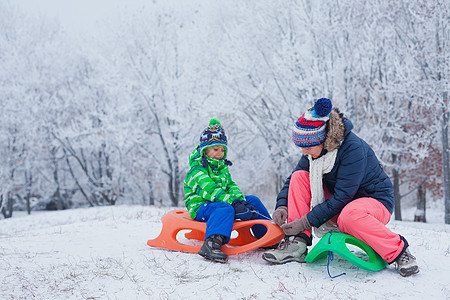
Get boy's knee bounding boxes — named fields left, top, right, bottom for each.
left=217, top=202, right=235, bottom=215
left=245, top=195, right=260, bottom=204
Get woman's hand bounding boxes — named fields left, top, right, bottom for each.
left=272, top=206, right=288, bottom=226
left=281, top=215, right=311, bottom=235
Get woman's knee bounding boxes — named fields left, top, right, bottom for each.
left=338, top=198, right=380, bottom=229
left=291, top=170, right=309, bottom=182
left=338, top=203, right=367, bottom=229
left=338, top=207, right=358, bottom=227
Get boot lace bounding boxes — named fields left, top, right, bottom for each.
left=396, top=250, right=416, bottom=269
left=275, top=236, right=294, bottom=250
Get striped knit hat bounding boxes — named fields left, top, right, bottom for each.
left=292, top=98, right=333, bottom=148
left=199, top=118, right=228, bottom=157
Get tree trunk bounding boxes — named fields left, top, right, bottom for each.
left=147, top=180, right=155, bottom=205
left=25, top=172, right=32, bottom=215
left=166, top=152, right=181, bottom=207
left=414, top=184, right=426, bottom=223
left=442, top=99, right=450, bottom=224
left=168, top=172, right=180, bottom=207
left=392, top=154, right=402, bottom=221
left=1, top=193, right=14, bottom=219
left=26, top=193, right=31, bottom=215
left=53, top=187, right=65, bottom=210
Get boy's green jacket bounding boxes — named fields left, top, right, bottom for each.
left=184, top=147, right=245, bottom=219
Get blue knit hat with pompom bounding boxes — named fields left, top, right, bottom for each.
left=199, top=118, right=228, bottom=157
left=292, top=98, right=332, bottom=148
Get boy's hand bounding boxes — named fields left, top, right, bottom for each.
left=242, top=200, right=256, bottom=212
left=231, top=199, right=254, bottom=220
left=272, top=206, right=288, bottom=226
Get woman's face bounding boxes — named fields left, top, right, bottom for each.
left=205, top=146, right=225, bottom=160
left=301, top=144, right=324, bottom=159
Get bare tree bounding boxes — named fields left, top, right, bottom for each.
left=414, top=184, right=427, bottom=223
left=390, top=0, right=449, bottom=222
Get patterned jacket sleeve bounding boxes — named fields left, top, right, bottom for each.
left=185, top=166, right=236, bottom=204
left=227, top=180, right=246, bottom=202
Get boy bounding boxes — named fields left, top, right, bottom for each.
left=184, top=118, right=271, bottom=263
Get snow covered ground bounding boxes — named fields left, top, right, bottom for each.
left=1, top=205, right=449, bottom=299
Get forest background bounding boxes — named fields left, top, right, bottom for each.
left=0, top=0, right=448, bottom=224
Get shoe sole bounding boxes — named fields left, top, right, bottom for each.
left=400, top=266, right=419, bottom=277
left=198, top=252, right=229, bottom=263
left=262, top=253, right=306, bottom=264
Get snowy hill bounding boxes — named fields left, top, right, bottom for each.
left=1, top=205, right=449, bottom=299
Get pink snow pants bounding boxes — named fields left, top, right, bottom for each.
left=287, top=170, right=404, bottom=263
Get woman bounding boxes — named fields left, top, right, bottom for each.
left=262, top=98, right=419, bottom=277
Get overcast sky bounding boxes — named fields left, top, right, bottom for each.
left=15, top=0, right=151, bottom=33
left=15, top=0, right=212, bottom=36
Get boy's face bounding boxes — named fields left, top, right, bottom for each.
left=205, top=146, right=225, bottom=160
left=301, top=144, right=324, bottom=159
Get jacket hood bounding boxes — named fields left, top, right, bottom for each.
left=188, top=147, right=229, bottom=170
left=323, top=108, right=350, bottom=152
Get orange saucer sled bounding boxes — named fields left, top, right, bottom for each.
left=147, top=209, right=284, bottom=255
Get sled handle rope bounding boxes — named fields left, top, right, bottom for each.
left=327, top=232, right=346, bottom=279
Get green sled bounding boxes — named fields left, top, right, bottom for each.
left=305, top=232, right=388, bottom=271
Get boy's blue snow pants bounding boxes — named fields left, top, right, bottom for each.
left=194, top=195, right=272, bottom=244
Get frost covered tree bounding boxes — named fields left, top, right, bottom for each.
left=333, top=0, right=449, bottom=221
left=382, top=0, right=449, bottom=222
left=109, top=8, right=207, bottom=206
left=49, top=52, right=129, bottom=206
left=0, top=2, right=63, bottom=216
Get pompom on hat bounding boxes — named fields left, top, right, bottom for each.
left=199, top=118, right=228, bottom=157
left=292, top=98, right=332, bottom=148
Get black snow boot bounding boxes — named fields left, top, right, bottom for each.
left=198, top=234, right=228, bottom=263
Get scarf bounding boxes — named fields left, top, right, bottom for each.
left=308, top=149, right=339, bottom=237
